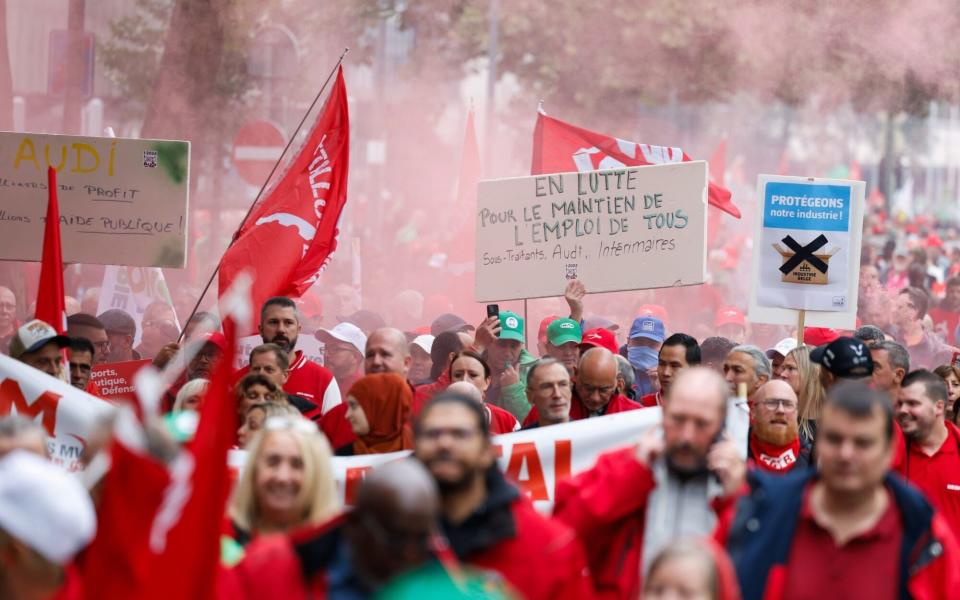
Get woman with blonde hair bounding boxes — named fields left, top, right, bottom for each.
left=934, top=364, right=960, bottom=423
left=228, top=415, right=339, bottom=547
left=776, top=346, right=824, bottom=446
left=172, top=378, right=209, bottom=412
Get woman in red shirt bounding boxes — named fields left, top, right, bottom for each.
left=449, top=350, right=520, bottom=435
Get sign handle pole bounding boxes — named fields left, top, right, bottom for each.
left=177, top=48, right=350, bottom=342
left=796, top=309, right=806, bottom=347
left=523, top=299, right=529, bottom=348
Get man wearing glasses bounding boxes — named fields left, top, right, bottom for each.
left=66, top=313, right=111, bottom=365
left=412, top=391, right=593, bottom=600
left=571, top=347, right=642, bottom=419
left=748, top=379, right=811, bottom=474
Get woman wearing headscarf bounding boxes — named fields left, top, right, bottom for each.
left=340, top=373, right=414, bottom=456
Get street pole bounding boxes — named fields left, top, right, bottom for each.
left=62, top=0, right=85, bottom=134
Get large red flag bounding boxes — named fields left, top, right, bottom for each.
left=144, top=274, right=252, bottom=600
left=531, top=110, right=740, bottom=219
left=447, top=109, right=481, bottom=271
left=219, top=66, right=350, bottom=327
left=36, top=166, right=66, bottom=333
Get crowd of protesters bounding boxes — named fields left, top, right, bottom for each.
left=3, top=220, right=960, bottom=598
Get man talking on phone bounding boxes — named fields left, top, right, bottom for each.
left=553, top=366, right=746, bottom=598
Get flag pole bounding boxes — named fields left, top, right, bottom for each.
left=177, top=48, right=349, bottom=343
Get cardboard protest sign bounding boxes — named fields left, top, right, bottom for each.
left=0, top=132, right=189, bottom=267
left=96, top=266, right=180, bottom=346
left=90, top=359, right=152, bottom=401
left=475, top=162, right=708, bottom=302
left=749, top=175, right=865, bottom=328
left=0, top=353, right=116, bottom=471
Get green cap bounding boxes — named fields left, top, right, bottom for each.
left=497, top=311, right=525, bottom=343
left=547, top=318, right=582, bottom=346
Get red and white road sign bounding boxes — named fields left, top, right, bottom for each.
left=232, top=120, right=285, bottom=186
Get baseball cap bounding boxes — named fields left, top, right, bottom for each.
left=546, top=318, right=582, bottom=346
left=411, top=334, right=435, bottom=354
left=580, top=327, right=619, bottom=354
left=582, top=316, right=620, bottom=332
left=0, top=450, right=96, bottom=565
left=636, top=305, right=669, bottom=325
left=8, top=319, right=70, bottom=359
left=810, top=336, right=874, bottom=378
left=804, top=327, right=841, bottom=347
left=766, top=337, right=798, bottom=360
left=498, top=311, right=524, bottom=343
left=337, top=310, right=386, bottom=335
left=715, top=307, right=746, bottom=328
left=430, top=313, right=474, bottom=336
left=315, top=322, right=367, bottom=356
left=538, top=315, right=560, bottom=344
left=629, top=316, right=665, bottom=344
left=97, top=308, right=136, bottom=336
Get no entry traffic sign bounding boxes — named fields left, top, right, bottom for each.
left=232, top=120, right=285, bottom=186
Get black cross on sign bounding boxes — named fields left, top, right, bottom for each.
left=780, top=234, right=829, bottom=275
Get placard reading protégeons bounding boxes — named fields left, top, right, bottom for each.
left=758, top=180, right=854, bottom=311
left=475, top=161, right=707, bottom=302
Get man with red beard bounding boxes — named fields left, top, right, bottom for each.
left=748, top=380, right=811, bottom=473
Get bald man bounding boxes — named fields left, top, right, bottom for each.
left=572, top=347, right=643, bottom=418
left=748, top=379, right=810, bottom=474
left=364, top=327, right=412, bottom=378
left=447, top=380, right=483, bottom=403
left=554, top=367, right=747, bottom=597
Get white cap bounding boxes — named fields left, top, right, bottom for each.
left=0, top=451, right=96, bottom=565
left=8, top=319, right=70, bottom=360
left=314, top=322, right=367, bottom=356
left=411, top=334, right=435, bottom=354
left=766, top=337, right=799, bottom=359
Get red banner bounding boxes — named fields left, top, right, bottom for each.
left=90, top=359, right=152, bottom=401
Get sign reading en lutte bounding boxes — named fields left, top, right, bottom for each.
left=475, top=161, right=708, bottom=302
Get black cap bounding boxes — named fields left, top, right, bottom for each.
left=430, top=313, right=474, bottom=337
left=810, top=336, right=874, bottom=378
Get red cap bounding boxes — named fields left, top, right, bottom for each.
left=203, top=331, right=227, bottom=352
left=538, top=315, right=560, bottom=344
left=804, top=327, right=841, bottom=347
left=715, top=307, right=745, bottom=328
left=636, top=304, right=669, bottom=325
left=580, top=328, right=619, bottom=354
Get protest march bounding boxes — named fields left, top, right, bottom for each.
left=4, top=2, right=960, bottom=599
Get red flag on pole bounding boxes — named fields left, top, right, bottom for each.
left=36, top=166, right=66, bottom=333
left=447, top=108, right=482, bottom=270
left=531, top=110, right=740, bottom=219
left=219, top=67, right=350, bottom=328
left=144, top=274, right=252, bottom=599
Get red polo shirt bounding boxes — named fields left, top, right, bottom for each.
left=896, top=421, right=960, bottom=538
left=782, top=484, right=901, bottom=600
left=639, top=391, right=662, bottom=408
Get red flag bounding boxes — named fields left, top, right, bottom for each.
left=36, top=166, right=66, bottom=333
left=531, top=111, right=740, bottom=219
left=709, top=139, right=727, bottom=187
left=219, top=66, right=350, bottom=328
left=447, top=109, right=482, bottom=269
left=144, top=275, right=252, bottom=599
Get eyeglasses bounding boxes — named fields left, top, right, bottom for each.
left=264, top=415, right=318, bottom=434
left=760, top=398, right=798, bottom=411
left=417, top=426, right=480, bottom=442
left=92, top=341, right=111, bottom=352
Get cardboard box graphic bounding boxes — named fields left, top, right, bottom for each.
left=773, top=243, right=839, bottom=285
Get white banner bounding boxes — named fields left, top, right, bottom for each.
left=97, top=266, right=181, bottom=346
left=230, top=407, right=665, bottom=512
left=0, top=354, right=116, bottom=471
left=234, top=334, right=324, bottom=369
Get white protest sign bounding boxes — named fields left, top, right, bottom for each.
left=0, top=132, right=189, bottom=267
left=475, top=162, right=707, bottom=302
left=0, top=353, right=116, bottom=471
left=230, top=407, right=667, bottom=513
left=234, top=334, right=325, bottom=369
left=748, top=175, right=865, bottom=328
left=96, top=266, right=181, bottom=345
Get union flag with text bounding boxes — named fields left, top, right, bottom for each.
left=531, top=110, right=740, bottom=219
left=219, top=67, right=350, bottom=326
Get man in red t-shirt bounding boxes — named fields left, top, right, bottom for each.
left=895, top=369, right=960, bottom=538
left=640, top=333, right=701, bottom=407
left=258, top=297, right=341, bottom=416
